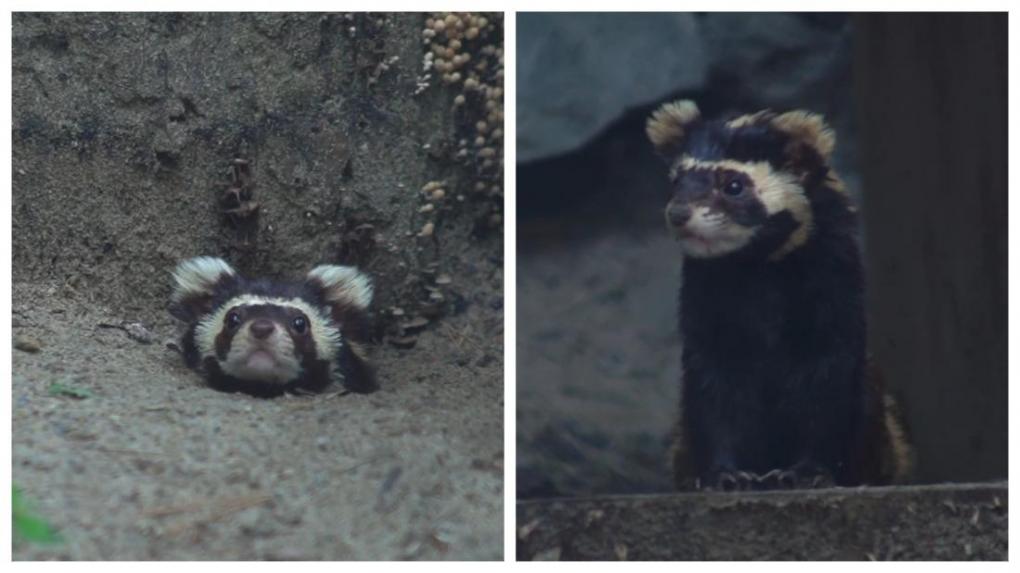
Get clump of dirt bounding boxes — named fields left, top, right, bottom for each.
left=12, top=13, right=502, bottom=560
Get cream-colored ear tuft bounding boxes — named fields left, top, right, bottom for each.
left=307, top=265, right=373, bottom=310
left=169, top=256, right=238, bottom=322
left=646, top=100, right=701, bottom=156
left=171, top=256, right=236, bottom=304
left=771, top=110, right=837, bottom=161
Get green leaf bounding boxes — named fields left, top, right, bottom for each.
left=12, top=487, right=62, bottom=544
left=48, top=383, right=93, bottom=399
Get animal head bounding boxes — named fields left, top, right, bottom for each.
left=647, top=100, right=841, bottom=260
left=170, top=257, right=373, bottom=394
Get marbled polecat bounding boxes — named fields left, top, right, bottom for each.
left=170, top=257, right=375, bottom=397
left=646, top=100, right=912, bottom=490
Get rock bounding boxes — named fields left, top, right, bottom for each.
left=517, top=13, right=705, bottom=162
left=124, top=322, right=155, bottom=344
left=518, top=482, right=1009, bottom=560
left=517, top=13, right=852, bottom=163
left=14, top=336, right=42, bottom=353
left=388, top=335, right=417, bottom=349
left=400, top=317, right=430, bottom=333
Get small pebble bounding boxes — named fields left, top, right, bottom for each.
left=14, top=336, right=41, bottom=353
left=124, top=323, right=155, bottom=344
left=388, top=336, right=418, bottom=349
left=401, top=317, right=430, bottom=332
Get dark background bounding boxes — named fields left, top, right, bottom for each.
left=516, top=12, right=1006, bottom=498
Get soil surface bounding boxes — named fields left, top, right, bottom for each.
left=13, top=285, right=502, bottom=560
left=12, top=13, right=504, bottom=560
left=517, top=482, right=1008, bottom=560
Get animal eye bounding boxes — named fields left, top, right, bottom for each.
left=291, top=316, right=308, bottom=334
left=225, top=311, right=241, bottom=329
left=723, top=178, right=745, bottom=196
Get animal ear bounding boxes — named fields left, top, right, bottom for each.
left=306, top=264, right=373, bottom=331
left=770, top=110, right=836, bottom=163
left=170, top=257, right=238, bottom=322
left=646, top=100, right=701, bottom=158
left=307, top=265, right=375, bottom=392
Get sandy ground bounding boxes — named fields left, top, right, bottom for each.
left=12, top=281, right=503, bottom=560
left=12, top=13, right=505, bottom=560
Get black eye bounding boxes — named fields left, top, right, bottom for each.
left=291, top=316, right=308, bottom=334
left=226, top=311, right=241, bottom=329
left=723, top=178, right=745, bottom=197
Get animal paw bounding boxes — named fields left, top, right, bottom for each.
left=762, top=464, right=836, bottom=490
left=702, top=470, right=759, bottom=491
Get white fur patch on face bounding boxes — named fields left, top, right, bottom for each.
left=677, top=157, right=813, bottom=260
left=194, top=295, right=343, bottom=372
left=674, top=206, right=757, bottom=258
left=307, top=265, right=373, bottom=310
left=222, top=325, right=303, bottom=384
left=171, top=256, right=236, bottom=303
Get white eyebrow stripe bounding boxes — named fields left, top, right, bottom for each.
left=194, top=294, right=342, bottom=364
left=674, top=155, right=814, bottom=261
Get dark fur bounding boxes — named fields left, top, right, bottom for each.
left=660, top=108, right=908, bottom=489
left=679, top=181, right=867, bottom=486
left=173, top=272, right=376, bottom=397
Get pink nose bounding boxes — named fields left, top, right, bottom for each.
left=249, top=319, right=275, bottom=340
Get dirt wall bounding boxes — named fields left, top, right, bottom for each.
left=13, top=12, right=503, bottom=327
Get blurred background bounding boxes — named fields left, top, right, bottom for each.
left=516, top=13, right=1006, bottom=499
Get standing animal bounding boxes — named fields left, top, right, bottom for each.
left=646, top=100, right=912, bottom=490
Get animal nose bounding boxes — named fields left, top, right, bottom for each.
left=666, top=202, right=692, bottom=227
left=249, top=319, right=275, bottom=340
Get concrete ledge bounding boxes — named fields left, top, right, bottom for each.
left=517, top=482, right=1007, bottom=560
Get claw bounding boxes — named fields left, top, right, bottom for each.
left=809, top=473, right=835, bottom=489
left=756, top=469, right=782, bottom=488
left=777, top=470, right=798, bottom=489
left=734, top=471, right=756, bottom=490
